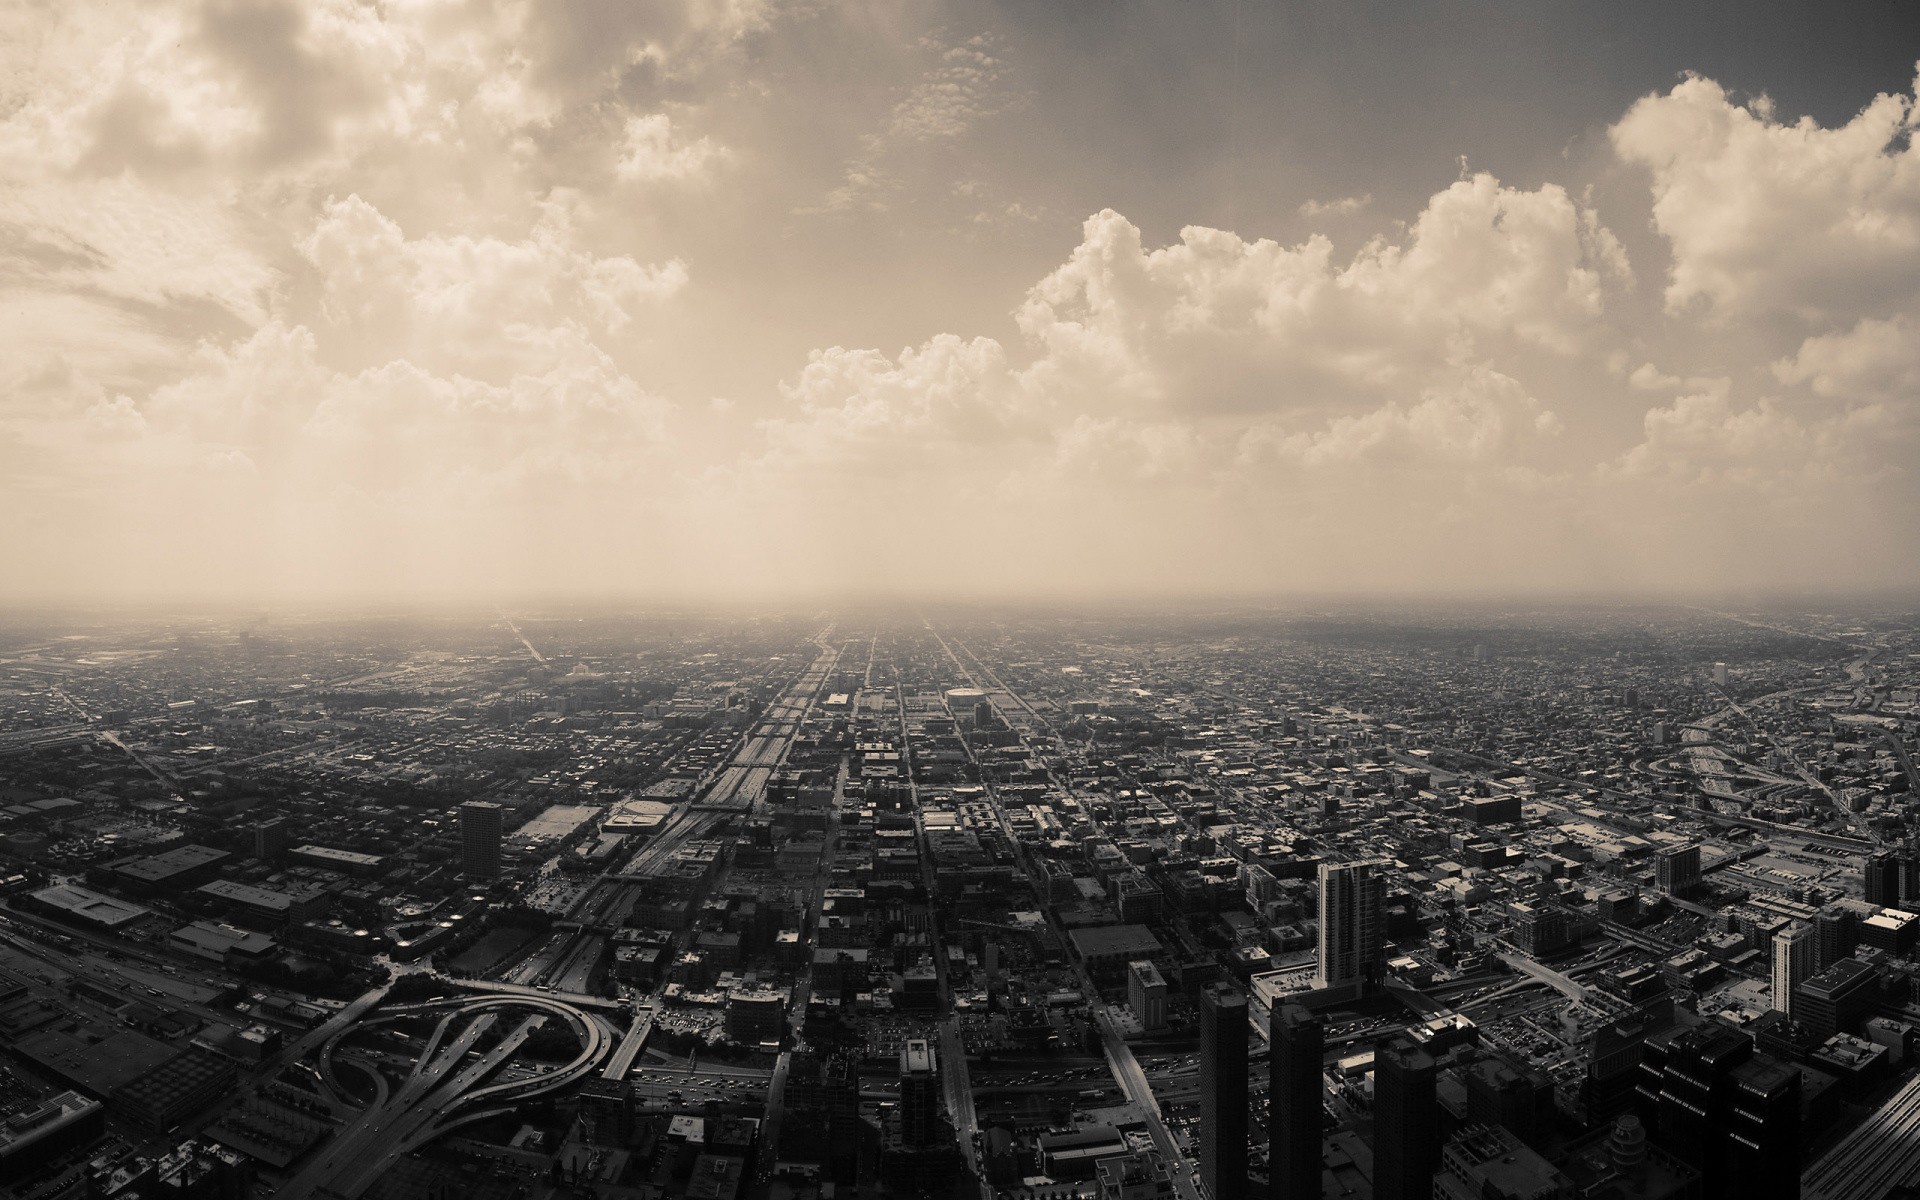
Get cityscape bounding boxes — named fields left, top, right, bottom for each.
left=5, top=1, right=1920, bottom=1199
left=0, top=602, right=1917, bottom=1200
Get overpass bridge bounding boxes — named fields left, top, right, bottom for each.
left=280, top=992, right=609, bottom=1199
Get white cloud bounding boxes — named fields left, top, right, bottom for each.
left=299, top=194, right=685, bottom=379
left=1774, top=314, right=1920, bottom=402
left=887, top=34, right=1010, bottom=142
left=615, top=113, right=730, bottom=184
left=1612, top=70, right=1920, bottom=324
left=1298, top=193, right=1372, bottom=218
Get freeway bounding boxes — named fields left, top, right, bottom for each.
left=282, top=993, right=608, bottom=1199
left=601, top=1007, right=656, bottom=1080
left=433, top=972, right=628, bottom=1011
left=1494, top=953, right=1595, bottom=1004
left=698, top=639, right=841, bottom=811
left=270, top=981, right=394, bottom=1072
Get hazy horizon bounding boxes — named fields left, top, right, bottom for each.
left=5, top=1, right=1919, bottom=602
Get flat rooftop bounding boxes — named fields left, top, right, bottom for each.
left=1068, top=924, right=1165, bottom=959
left=30, top=883, right=150, bottom=928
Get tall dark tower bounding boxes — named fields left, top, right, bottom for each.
left=1635, top=1024, right=1800, bottom=1200
left=1866, top=851, right=1900, bottom=908
left=1373, top=1035, right=1440, bottom=1200
left=1198, top=983, right=1248, bottom=1200
left=825, top=1052, right=863, bottom=1185
left=898, top=1039, right=941, bottom=1148
left=460, top=801, right=504, bottom=880
left=1270, top=1004, right=1325, bottom=1200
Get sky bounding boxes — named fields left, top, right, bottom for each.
left=2, top=0, right=1918, bottom=605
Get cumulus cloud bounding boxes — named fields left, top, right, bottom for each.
left=2, top=3, right=1919, bottom=600
left=1009, top=177, right=1625, bottom=418
left=1613, top=69, right=1920, bottom=324
left=1775, top=314, right=1920, bottom=402
left=299, top=195, right=686, bottom=378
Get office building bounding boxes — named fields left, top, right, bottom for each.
left=1317, top=858, right=1388, bottom=991
left=1128, top=960, right=1168, bottom=1032
left=898, top=1039, right=940, bottom=1149
left=1655, top=845, right=1701, bottom=899
left=1466, top=1056, right=1554, bottom=1147
left=1634, top=1024, right=1800, bottom=1200
left=1794, top=958, right=1879, bottom=1042
left=1433, top=1125, right=1572, bottom=1200
left=1198, top=983, right=1248, bottom=1200
left=460, top=801, right=505, bottom=880
left=1771, top=923, right=1815, bottom=1017
left=725, top=989, right=787, bottom=1046
left=1373, top=1034, right=1440, bottom=1200
left=1510, top=901, right=1572, bottom=958
left=1270, top=1003, right=1324, bottom=1200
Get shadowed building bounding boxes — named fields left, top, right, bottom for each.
left=1373, top=1034, right=1440, bottom=1200
left=460, top=801, right=504, bottom=880
left=1198, top=982, right=1248, bottom=1200
left=1270, top=1003, right=1324, bottom=1200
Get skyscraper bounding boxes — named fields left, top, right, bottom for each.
left=1270, top=1003, right=1325, bottom=1200
left=1197, top=983, right=1248, bottom=1200
left=1317, top=858, right=1388, bottom=991
left=1771, top=923, right=1815, bottom=1017
left=1372, top=1034, right=1440, bottom=1200
left=825, top=1052, right=863, bottom=1184
left=898, top=1039, right=941, bottom=1149
left=460, top=801, right=504, bottom=880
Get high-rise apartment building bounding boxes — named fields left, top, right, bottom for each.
left=1270, top=1003, right=1324, bottom=1200
left=1317, top=858, right=1388, bottom=991
left=1771, top=923, right=1815, bottom=1017
left=460, top=801, right=504, bottom=880
left=1197, top=983, right=1248, bottom=1200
